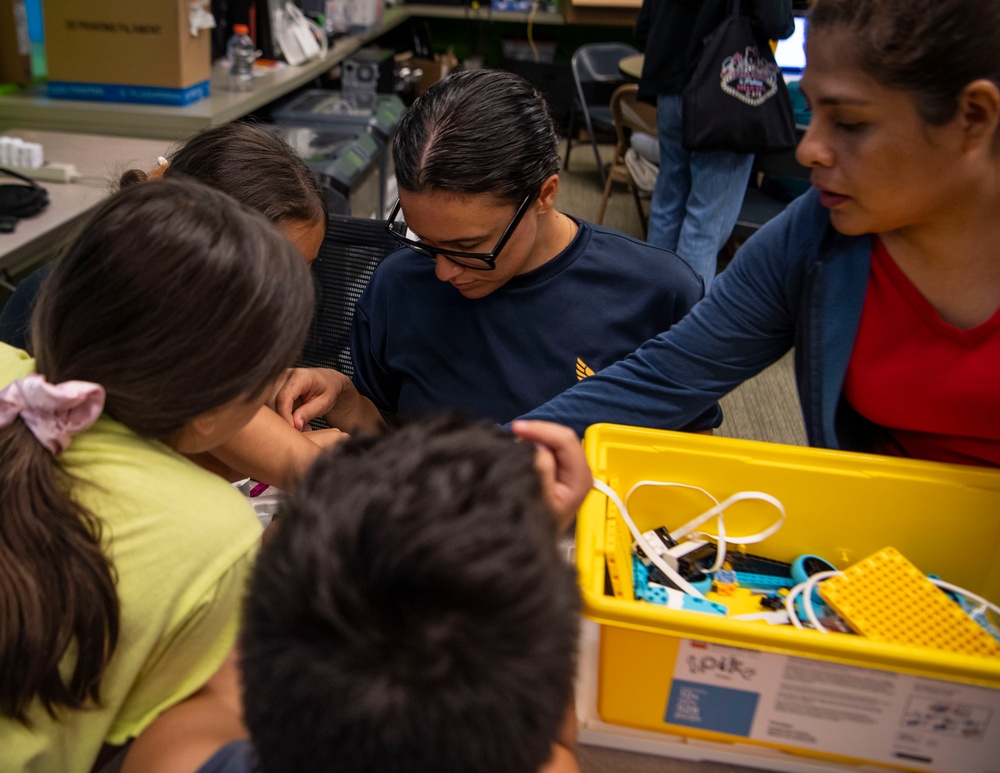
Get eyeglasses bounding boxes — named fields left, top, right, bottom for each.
left=384, top=194, right=534, bottom=271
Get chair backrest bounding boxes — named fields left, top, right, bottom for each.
left=599, top=83, right=656, bottom=233
left=571, top=42, right=640, bottom=109
left=298, top=214, right=401, bottom=377
left=610, top=83, right=657, bottom=153
left=571, top=42, right=640, bottom=85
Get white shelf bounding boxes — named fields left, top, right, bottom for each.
left=0, top=9, right=411, bottom=140
left=0, top=3, right=632, bottom=140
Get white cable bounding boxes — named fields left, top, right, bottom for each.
left=786, top=572, right=1000, bottom=634
left=800, top=570, right=842, bottom=632
left=624, top=480, right=786, bottom=573
left=784, top=571, right=839, bottom=631
left=592, top=478, right=707, bottom=599
left=929, top=578, right=1000, bottom=619
left=634, top=481, right=718, bottom=540
left=673, top=489, right=786, bottom=543
left=784, top=581, right=806, bottom=629
left=624, top=481, right=722, bottom=569
left=784, top=570, right=841, bottom=631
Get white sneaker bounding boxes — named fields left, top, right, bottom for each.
left=624, top=148, right=659, bottom=194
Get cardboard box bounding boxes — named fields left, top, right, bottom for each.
left=578, top=424, right=1000, bottom=773
left=0, top=0, right=32, bottom=86
left=43, top=0, right=212, bottom=105
left=408, top=50, right=457, bottom=97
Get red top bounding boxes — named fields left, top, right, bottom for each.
left=842, top=239, right=1000, bottom=468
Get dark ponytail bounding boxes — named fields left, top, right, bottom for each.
left=118, top=121, right=328, bottom=226
left=0, top=422, right=117, bottom=722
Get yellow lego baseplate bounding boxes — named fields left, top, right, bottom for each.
left=818, top=546, right=1000, bottom=658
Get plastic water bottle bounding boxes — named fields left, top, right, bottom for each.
left=227, top=24, right=256, bottom=93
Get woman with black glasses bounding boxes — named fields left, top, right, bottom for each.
left=276, top=68, right=719, bottom=433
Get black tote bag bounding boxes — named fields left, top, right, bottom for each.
left=682, top=1, right=797, bottom=153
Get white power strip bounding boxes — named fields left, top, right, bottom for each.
left=4, top=163, right=80, bottom=183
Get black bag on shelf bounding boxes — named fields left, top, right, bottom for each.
left=682, top=0, right=796, bottom=153
left=0, top=168, right=49, bottom=231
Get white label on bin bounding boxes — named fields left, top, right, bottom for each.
left=666, top=640, right=1000, bottom=773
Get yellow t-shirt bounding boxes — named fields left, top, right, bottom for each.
left=0, top=344, right=262, bottom=773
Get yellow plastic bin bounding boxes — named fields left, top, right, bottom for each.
left=577, top=424, right=1000, bottom=773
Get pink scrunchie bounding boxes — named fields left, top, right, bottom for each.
left=0, top=373, right=105, bottom=454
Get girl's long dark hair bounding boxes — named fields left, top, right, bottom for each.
left=121, top=120, right=328, bottom=227
left=0, top=179, right=314, bottom=722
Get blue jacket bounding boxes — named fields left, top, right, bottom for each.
left=520, top=189, right=876, bottom=451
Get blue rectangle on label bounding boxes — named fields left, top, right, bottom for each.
left=47, top=80, right=210, bottom=106
left=665, top=679, right=759, bottom=736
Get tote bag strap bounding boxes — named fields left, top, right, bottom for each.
left=683, top=0, right=743, bottom=86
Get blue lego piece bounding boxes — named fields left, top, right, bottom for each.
left=644, top=584, right=670, bottom=606
left=633, top=555, right=726, bottom=615
left=633, top=554, right=650, bottom=600
left=732, top=571, right=792, bottom=591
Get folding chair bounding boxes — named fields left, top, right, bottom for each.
left=596, top=83, right=658, bottom=237
left=565, top=42, right=640, bottom=186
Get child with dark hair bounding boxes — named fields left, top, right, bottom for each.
left=273, top=68, right=720, bottom=436
left=125, top=120, right=328, bottom=241
left=0, top=121, right=342, bottom=490
left=120, top=416, right=591, bottom=773
left=0, top=121, right=327, bottom=353
left=0, top=179, right=315, bottom=771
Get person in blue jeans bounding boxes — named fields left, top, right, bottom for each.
left=636, top=0, right=795, bottom=290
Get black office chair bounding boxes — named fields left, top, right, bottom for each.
left=565, top=42, right=640, bottom=187
left=297, top=214, right=402, bottom=378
